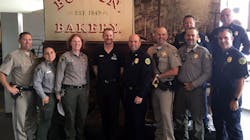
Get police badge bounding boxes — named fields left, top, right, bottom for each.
left=134, top=58, right=139, bottom=64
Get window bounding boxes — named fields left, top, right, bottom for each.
left=221, top=0, right=250, bottom=109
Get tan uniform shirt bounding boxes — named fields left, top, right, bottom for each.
left=55, top=51, right=88, bottom=93
left=149, top=42, right=181, bottom=81
left=0, top=49, right=37, bottom=86
left=178, top=44, right=212, bottom=88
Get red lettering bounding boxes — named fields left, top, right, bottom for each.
left=99, top=0, right=119, bottom=10
left=54, top=0, right=64, bottom=10
left=55, top=23, right=64, bottom=33
left=65, top=24, right=74, bottom=33
left=54, top=23, right=120, bottom=34
left=99, top=24, right=108, bottom=33
left=89, top=24, right=98, bottom=33
left=65, top=0, right=73, bottom=3
left=109, top=24, right=118, bottom=33
left=76, top=24, right=87, bottom=33
left=54, top=0, right=74, bottom=10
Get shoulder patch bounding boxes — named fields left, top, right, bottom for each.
left=134, top=58, right=139, bottom=64
left=145, top=58, right=151, bottom=65
left=234, top=31, right=239, bottom=36
left=238, top=57, right=247, bottom=65
left=205, top=36, right=209, bottom=42
left=59, top=56, right=66, bottom=62
left=2, top=54, right=12, bottom=64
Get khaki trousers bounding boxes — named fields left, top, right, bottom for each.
left=152, top=88, right=175, bottom=140
left=12, top=91, right=37, bottom=140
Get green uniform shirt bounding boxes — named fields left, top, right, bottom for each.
left=55, top=51, right=88, bottom=93
left=178, top=44, right=212, bottom=88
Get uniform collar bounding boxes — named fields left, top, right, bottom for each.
left=45, top=60, right=55, bottom=66
left=222, top=47, right=236, bottom=55
left=186, top=44, right=198, bottom=53
left=154, top=42, right=171, bottom=49
left=70, top=51, right=83, bottom=57
left=131, top=48, right=142, bottom=56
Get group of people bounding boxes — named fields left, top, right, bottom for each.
left=0, top=8, right=249, bottom=140
left=0, top=32, right=89, bottom=140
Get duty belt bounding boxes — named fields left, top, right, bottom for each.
left=17, top=86, right=34, bottom=91
left=126, top=85, right=136, bottom=91
left=44, top=92, right=55, bottom=96
left=102, top=78, right=118, bottom=84
left=11, top=86, right=34, bottom=99
left=62, top=84, right=85, bottom=89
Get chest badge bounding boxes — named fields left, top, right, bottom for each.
left=160, top=51, right=167, bottom=57
left=111, top=53, right=117, bottom=60
left=193, top=53, right=199, bottom=59
left=134, top=58, right=139, bottom=64
left=234, top=31, right=239, bottom=36
left=82, top=58, right=86, bottom=63
left=227, top=56, right=232, bottom=63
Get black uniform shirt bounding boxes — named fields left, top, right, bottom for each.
left=93, top=45, right=123, bottom=81
left=212, top=47, right=249, bottom=100
left=210, top=23, right=250, bottom=55
left=123, top=48, right=153, bottom=98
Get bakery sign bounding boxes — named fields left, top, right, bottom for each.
left=44, top=0, right=134, bottom=41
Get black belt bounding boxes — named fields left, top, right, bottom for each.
left=101, top=78, right=118, bottom=84
left=17, top=86, right=34, bottom=91
left=45, top=92, right=54, bottom=96
left=177, top=81, right=185, bottom=86
left=62, top=84, right=85, bottom=89
left=126, top=86, right=136, bottom=91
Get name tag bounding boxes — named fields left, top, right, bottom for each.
left=46, top=70, right=52, bottom=74
left=99, top=54, right=104, bottom=58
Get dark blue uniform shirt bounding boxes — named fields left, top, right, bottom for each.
left=123, top=48, right=153, bottom=98
left=93, top=45, right=123, bottom=82
left=210, top=23, right=250, bottom=55
left=174, top=31, right=211, bottom=52
left=211, top=47, right=249, bottom=106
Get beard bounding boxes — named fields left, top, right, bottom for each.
left=104, top=40, right=113, bottom=45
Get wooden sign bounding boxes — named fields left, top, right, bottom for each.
left=44, top=0, right=134, bottom=41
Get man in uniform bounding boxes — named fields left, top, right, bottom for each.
left=210, top=8, right=250, bottom=55
left=147, top=27, right=181, bottom=140
left=123, top=34, right=153, bottom=140
left=92, top=28, right=123, bottom=140
left=174, top=27, right=212, bottom=140
left=0, top=32, right=38, bottom=140
left=174, top=15, right=210, bottom=51
left=211, top=28, right=248, bottom=140
left=174, top=15, right=212, bottom=133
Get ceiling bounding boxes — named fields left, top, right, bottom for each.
left=0, top=0, right=43, bottom=13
